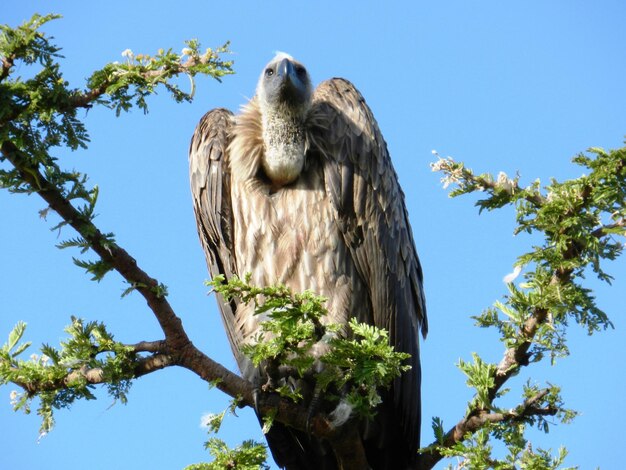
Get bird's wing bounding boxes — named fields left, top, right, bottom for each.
left=190, top=108, right=336, bottom=470
left=310, top=78, right=428, bottom=452
left=189, top=108, right=248, bottom=369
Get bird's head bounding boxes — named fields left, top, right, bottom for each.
left=256, top=52, right=313, bottom=117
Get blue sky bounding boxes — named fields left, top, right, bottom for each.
left=2, top=1, right=625, bottom=468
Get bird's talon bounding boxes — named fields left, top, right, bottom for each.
left=252, top=387, right=261, bottom=415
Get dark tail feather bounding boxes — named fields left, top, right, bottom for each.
left=264, top=421, right=338, bottom=470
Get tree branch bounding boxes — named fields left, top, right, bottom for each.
left=11, top=353, right=174, bottom=396
left=419, top=389, right=559, bottom=469
left=419, top=274, right=569, bottom=469
left=66, top=57, right=226, bottom=110
left=591, top=219, right=626, bottom=238
left=491, top=307, right=549, bottom=398
left=129, top=340, right=168, bottom=353
left=67, top=84, right=108, bottom=109
left=1, top=141, right=255, bottom=410
left=1, top=139, right=263, bottom=400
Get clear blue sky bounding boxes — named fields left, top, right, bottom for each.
left=2, top=1, right=625, bottom=468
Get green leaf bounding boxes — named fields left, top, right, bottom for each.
left=261, top=408, right=276, bottom=434
left=6, top=321, right=27, bottom=354
left=11, top=341, right=32, bottom=358
left=432, top=416, right=446, bottom=444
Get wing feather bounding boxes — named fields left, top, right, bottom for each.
left=189, top=108, right=250, bottom=371
left=191, top=106, right=339, bottom=470
left=310, top=78, right=428, bottom=455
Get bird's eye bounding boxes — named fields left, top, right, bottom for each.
left=265, top=68, right=274, bottom=77
left=295, top=65, right=307, bottom=77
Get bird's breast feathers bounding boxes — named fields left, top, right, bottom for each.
left=261, top=140, right=306, bottom=186
left=228, top=157, right=362, bottom=341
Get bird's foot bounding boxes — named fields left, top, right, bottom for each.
left=252, top=387, right=262, bottom=416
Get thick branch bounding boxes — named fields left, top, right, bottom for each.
left=177, top=346, right=312, bottom=429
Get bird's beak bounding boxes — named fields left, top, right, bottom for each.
left=267, top=56, right=310, bottom=107
left=276, top=58, right=295, bottom=84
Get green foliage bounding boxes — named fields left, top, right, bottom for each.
left=210, top=274, right=329, bottom=379
left=439, top=429, right=495, bottom=469
left=261, top=408, right=276, bottom=435
left=202, top=397, right=242, bottom=435
left=430, top=146, right=625, bottom=467
left=432, top=146, right=624, bottom=365
left=432, top=416, right=446, bottom=445
left=87, top=39, right=232, bottom=116
left=0, top=13, right=232, bottom=282
left=0, top=318, right=136, bottom=435
left=2, top=321, right=32, bottom=358
left=439, top=428, right=573, bottom=470
left=458, top=353, right=497, bottom=411
left=519, top=382, right=577, bottom=433
left=184, top=439, right=269, bottom=470
left=321, top=318, right=411, bottom=417
left=209, top=275, right=410, bottom=420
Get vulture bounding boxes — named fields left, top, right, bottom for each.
left=189, top=52, right=427, bottom=469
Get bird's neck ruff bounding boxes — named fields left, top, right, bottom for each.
left=260, top=101, right=308, bottom=186
left=229, top=100, right=310, bottom=188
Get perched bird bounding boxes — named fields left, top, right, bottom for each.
left=189, top=52, right=427, bottom=469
